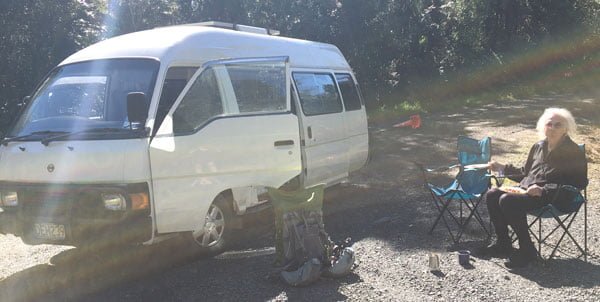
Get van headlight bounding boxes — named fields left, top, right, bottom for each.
left=102, top=193, right=127, bottom=211
left=1, top=191, right=18, bottom=206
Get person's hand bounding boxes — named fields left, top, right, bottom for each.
left=488, top=161, right=505, bottom=172
left=526, top=184, right=544, bottom=197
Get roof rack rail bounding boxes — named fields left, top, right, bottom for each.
left=189, top=21, right=280, bottom=36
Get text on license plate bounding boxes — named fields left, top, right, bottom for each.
left=34, top=223, right=66, bottom=240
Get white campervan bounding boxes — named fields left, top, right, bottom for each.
left=0, top=22, right=368, bottom=254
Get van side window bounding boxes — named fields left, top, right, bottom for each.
left=155, top=66, right=197, bottom=134
left=172, top=68, right=223, bottom=134
left=293, top=72, right=342, bottom=116
left=226, top=63, right=286, bottom=113
left=335, top=73, right=362, bottom=111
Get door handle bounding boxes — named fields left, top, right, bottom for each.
left=274, top=140, right=295, bottom=147
left=307, top=126, right=312, bottom=139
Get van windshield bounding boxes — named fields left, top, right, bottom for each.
left=9, top=59, right=159, bottom=139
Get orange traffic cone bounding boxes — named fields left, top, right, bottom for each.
left=393, top=114, right=421, bottom=129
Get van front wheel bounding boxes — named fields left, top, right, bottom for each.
left=188, top=194, right=237, bottom=256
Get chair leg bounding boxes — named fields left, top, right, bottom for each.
left=538, top=215, right=570, bottom=245
left=429, top=192, right=461, bottom=244
left=428, top=191, right=445, bottom=234
left=454, top=197, right=477, bottom=243
left=585, top=197, right=588, bottom=262
left=530, top=209, right=585, bottom=261
left=549, top=212, right=585, bottom=260
left=462, top=196, right=491, bottom=237
left=524, top=215, right=542, bottom=243
left=439, top=207, right=458, bottom=244
left=458, top=202, right=464, bottom=223
left=429, top=193, right=452, bottom=234
left=428, top=191, right=492, bottom=244
left=532, top=212, right=567, bottom=260
left=538, top=216, right=542, bottom=258
left=522, top=212, right=544, bottom=259
left=470, top=197, right=490, bottom=235
left=450, top=196, right=485, bottom=243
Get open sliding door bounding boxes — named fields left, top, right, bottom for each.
left=149, top=57, right=301, bottom=233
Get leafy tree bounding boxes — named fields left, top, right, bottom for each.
left=0, top=0, right=101, bottom=136
left=1, top=0, right=599, bottom=136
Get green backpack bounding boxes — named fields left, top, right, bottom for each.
left=268, top=184, right=355, bottom=286
left=268, top=184, right=330, bottom=269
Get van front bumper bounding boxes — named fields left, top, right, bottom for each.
left=0, top=208, right=18, bottom=235
left=0, top=182, right=152, bottom=246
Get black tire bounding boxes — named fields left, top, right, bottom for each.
left=186, top=193, right=238, bottom=256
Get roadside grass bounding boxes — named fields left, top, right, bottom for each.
left=366, top=90, right=516, bottom=125
left=366, top=78, right=600, bottom=126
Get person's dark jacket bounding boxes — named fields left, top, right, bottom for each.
left=504, top=135, right=588, bottom=199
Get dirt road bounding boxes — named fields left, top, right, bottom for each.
left=1, top=94, right=599, bottom=301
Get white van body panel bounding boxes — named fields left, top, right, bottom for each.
left=0, top=140, right=150, bottom=183
left=344, top=110, right=369, bottom=172
left=60, top=26, right=350, bottom=70
left=150, top=114, right=301, bottom=232
left=291, top=69, right=367, bottom=187
left=59, top=26, right=353, bottom=150
left=0, top=25, right=368, bottom=240
left=299, top=110, right=349, bottom=187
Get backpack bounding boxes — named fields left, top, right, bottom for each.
left=268, top=185, right=354, bottom=286
left=280, top=208, right=330, bottom=268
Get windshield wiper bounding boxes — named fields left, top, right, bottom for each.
left=1, top=131, right=68, bottom=146
left=41, top=127, right=147, bottom=146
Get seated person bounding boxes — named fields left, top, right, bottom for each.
left=481, top=108, right=588, bottom=268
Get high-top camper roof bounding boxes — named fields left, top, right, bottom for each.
left=60, top=23, right=350, bottom=70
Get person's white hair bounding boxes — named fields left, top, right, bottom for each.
left=536, top=107, right=577, bottom=139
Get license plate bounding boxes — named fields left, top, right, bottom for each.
left=33, top=223, right=66, bottom=240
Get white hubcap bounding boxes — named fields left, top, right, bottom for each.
left=193, top=204, right=225, bottom=247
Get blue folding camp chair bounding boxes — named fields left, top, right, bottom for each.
left=512, top=144, right=588, bottom=261
left=416, top=136, right=493, bottom=244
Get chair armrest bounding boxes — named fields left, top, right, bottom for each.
left=489, top=174, right=504, bottom=187
left=548, top=184, right=583, bottom=198
left=558, top=184, right=583, bottom=192
left=413, top=161, right=459, bottom=173
left=413, top=161, right=460, bottom=189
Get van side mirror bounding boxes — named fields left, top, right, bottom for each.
left=127, top=92, right=148, bottom=126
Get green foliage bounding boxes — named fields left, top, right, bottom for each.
left=1, top=0, right=599, bottom=135
left=0, top=0, right=101, bottom=135
left=368, top=99, right=424, bottom=124
left=103, top=0, right=180, bottom=36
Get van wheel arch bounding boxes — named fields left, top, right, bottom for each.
left=185, top=190, right=241, bottom=256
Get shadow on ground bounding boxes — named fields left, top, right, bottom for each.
left=509, top=258, right=600, bottom=288
left=0, top=239, right=197, bottom=301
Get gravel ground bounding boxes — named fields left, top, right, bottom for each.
left=1, top=94, right=599, bottom=301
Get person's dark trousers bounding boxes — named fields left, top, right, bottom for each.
left=485, top=188, right=550, bottom=250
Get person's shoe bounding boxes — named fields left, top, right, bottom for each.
left=504, top=248, right=538, bottom=269
left=478, top=242, right=512, bottom=258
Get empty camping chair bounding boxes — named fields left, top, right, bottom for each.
left=416, top=136, right=493, bottom=244
left=517, top=144, right=588, bottom=261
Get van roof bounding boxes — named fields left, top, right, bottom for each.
left=60, top=24, right=351, bottom=70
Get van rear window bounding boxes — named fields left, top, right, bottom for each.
left=293, top=72, right=342, bottom=116
left=335, top=73, right=362, bottom=111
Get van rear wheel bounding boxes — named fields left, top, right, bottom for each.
left=188, top=194, right=237, bottom=256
